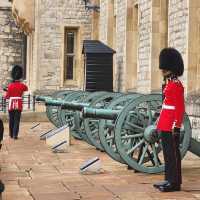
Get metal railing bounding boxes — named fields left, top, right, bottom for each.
left=0, top=94, right=36, bottom=113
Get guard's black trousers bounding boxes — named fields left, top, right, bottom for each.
left=9, top=110, right=21, bottom=138
left=0, top=119, right=4, bottom=142
left=160, top=131, right=182, bottom=185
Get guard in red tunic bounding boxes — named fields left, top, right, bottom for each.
left=4, top=65, right=28, bottom=139
left=153, top=48, right=185, bottom=192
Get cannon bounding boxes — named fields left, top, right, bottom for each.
left=82, top=94, right=196, bottom=174
left=82, top=93, right=142, bottom=151
left=36, top=90, right=90, bottom=128
left=37, top=91, right=200, bottom=174
left=37, top=91, right=122, bottom=143
left=82, top=94, right=161, bottom=164
left=56, top=91, right=112, bottom=141
left=39, top=90, right=76, bottom=127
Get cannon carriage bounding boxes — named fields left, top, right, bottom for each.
left=37, top=91, right=121, bottom=142
left=36, top=90, right=200, bottom=174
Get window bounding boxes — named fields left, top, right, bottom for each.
left=64, top=29, right=77, bottom=80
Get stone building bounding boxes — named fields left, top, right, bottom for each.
left=97, top=0, right=200, bottom=96
left=9, top=0, right=93, bottom=94
left=30, top=0, right=93, bottom=93
left=2, top=0, right=200, bottom=97
left=0, top=0, right=93, bottom=94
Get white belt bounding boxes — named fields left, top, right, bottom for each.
left=9, top=97, right=22, bottom=110
left=162, top=104, right=175, bottom=110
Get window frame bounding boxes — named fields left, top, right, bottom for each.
left=64, top=28, right=78, bottom=81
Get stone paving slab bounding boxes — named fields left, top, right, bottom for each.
left=0, top=122, right=200, bottom=200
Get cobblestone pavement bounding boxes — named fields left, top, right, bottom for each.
left=0, top=122, right=200, bottom=200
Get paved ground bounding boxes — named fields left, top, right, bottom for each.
left=1, top=122, right=200, bottom=200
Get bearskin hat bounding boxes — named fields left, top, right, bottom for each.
left=159, top=48, right=184, bottom=76
left=11, top=65, right=23, bottom=80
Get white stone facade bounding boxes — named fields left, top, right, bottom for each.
left=168, top=0, right=189, bottom=89
left=2, top=0, right=200, bottom=98
left=137, top=0, right=152, bottom=93
left=115, top=0, right=127, bottom=92
left=27, top=0, right=92, bottom=93
left=97, top=0, right=200, bottom=96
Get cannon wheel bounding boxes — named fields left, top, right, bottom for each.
left=58, top=91, right=90, bottom=139
left=84, top=92, right=122, bottom=150
left=114, top=94, right=191, bottom=174
left=71, top=91, right=109, bottom=143
left=98, top=93, right=142, bottom=163
left=46, top=90, right=75, bottom=127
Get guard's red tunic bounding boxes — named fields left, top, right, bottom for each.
left=4, top=81, right=28, bottom=111
left=156, top=79, right=185, bottom=132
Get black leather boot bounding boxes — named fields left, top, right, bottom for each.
left=0, top=180, right=5, bottom=193
left=158, top=182, right=181, bottom=192
left=153, top=180, right=168, bottom=189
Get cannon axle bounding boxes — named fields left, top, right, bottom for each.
left=144, top=125, right=158, bottom=144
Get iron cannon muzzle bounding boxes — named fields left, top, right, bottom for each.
left=36, top=96, right=52, bottom=102
left=45, top=99, right=66, bottom=106
left=82, top=107, right=119, bottom=120
left=44, top=98, right=89, bottom=110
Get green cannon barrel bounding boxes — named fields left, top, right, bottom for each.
left=36, top=96, right=53, bottom=102
left=36, top=96, right=89, bottom=111
left=83, top=107, right=119, bottom=120
left=45, top=99, right=89, bottom=111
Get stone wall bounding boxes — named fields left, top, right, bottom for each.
left=99, top=0, right=127, bottom=92
left=97, top=0, right=194, bottom=94
left=0, top=0, right=11, bottom=7
left=137, top=0, right=152, bottom=93
left=98, top=0, right=155, bottom=93
left=115, top=0, right=127, bottom=92
left=99, top=0, right=108, bottom=43
left=0, top=6, right=24, bottom=89
left=168, top=0, right=188, bottom=88
left=187, top=0, right=200, bottom=95
left=151, top=0, right=168, bottom=92
left=168, top=0, right=188, bottom=53
left=2, top=0, right=200, bottom=98
left=29, top=0, right=92, bottom=92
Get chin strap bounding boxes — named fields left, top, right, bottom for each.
left=165, top=73, right=177, bottom=80
left=162, top=77, right=167, bottom=102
